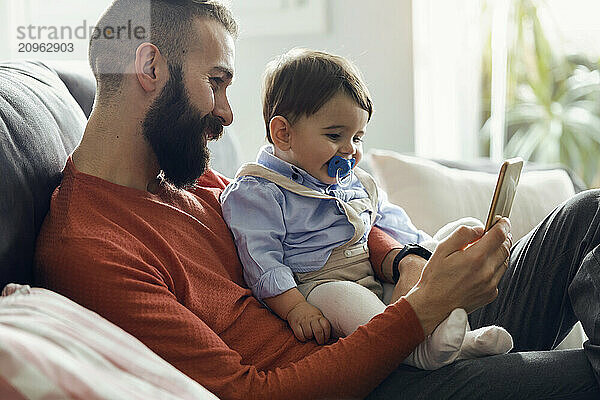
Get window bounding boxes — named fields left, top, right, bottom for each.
left=412, top=0, right=485, bottom=160
left=413, top=0, right=600, bottom=186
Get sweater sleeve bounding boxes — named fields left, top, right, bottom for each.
left=369, top=226, right=403, bottom=283
left=37, top=236, right=424, bottom=400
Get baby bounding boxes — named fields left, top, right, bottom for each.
left=221, top=48, right=513, bottom=370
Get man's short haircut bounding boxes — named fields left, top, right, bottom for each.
left=88, top=0, right=237, bottom=101
left=262, top=48, right=373, bottom=143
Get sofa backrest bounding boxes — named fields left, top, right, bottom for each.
left=0, top=61, right=87, bottom=287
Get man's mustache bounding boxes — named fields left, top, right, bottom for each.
left=204, top=114, right=224, bottom=141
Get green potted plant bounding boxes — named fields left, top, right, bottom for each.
left=480, top=0, right=600, bottom=187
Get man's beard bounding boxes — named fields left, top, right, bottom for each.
left=142, top=63, right=224, bottom=189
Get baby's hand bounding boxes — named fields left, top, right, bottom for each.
left=286, top=301, right=331, bottom=345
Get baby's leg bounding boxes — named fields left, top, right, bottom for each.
left=307, top=281, right=386, bottom=337
left=400, top=306, right=511, bottom=369
left=308, top=282, right=469, bottom=370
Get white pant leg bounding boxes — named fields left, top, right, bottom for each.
left=307, top=281, right=386, bottom=337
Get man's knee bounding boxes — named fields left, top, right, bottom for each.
left=562, top=189, right=600, bottom=221
left=539, top=189, right=600, bottom=246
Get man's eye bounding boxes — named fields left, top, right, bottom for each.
left=326, top=133, right=340, bottom=140
left=353, top=136, right=364, bottom=143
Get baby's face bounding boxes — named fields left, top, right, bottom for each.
left=286, top=92, right=368, bottom=185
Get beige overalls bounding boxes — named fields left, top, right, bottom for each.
left=235, top=163, right=384, bottom=300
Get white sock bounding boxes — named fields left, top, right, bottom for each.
left=403, top=308, right=468, bottom=370
left=458, top=325, right=514, bottom=359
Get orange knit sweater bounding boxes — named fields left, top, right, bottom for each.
left=34, top=159, right=424, bottom=399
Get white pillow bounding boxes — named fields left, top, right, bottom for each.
left=367, top=150, right=576, bottom=242
left=0, top=284, right=218, bottom=400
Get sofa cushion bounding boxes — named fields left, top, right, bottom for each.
left=367, top=150, right=576, bottom=242
left=0, top=284, right=217, bottom=399
left=0, top=61, right=85, bottom=287
left=432, top=158, right=586, bottom=194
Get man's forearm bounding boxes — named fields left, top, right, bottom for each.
left=385, top=247, right=451, bottom=335
left=395, top=252, right=453, bottom=336
left=367, top=227, right=402, bottom=281
left=403, top=286, right=450, bottom=336
left=380, top=247, right=401, bottom=282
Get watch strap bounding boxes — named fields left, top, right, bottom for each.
left=392, top=243, right=432, bottom=283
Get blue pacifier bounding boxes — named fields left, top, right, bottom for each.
left=327, top=156, right=356, bottom=187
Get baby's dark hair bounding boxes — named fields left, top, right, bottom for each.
left=262, top=48, right=373, bottom=143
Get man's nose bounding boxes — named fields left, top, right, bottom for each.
left=213, top=93, right=233, bottom=126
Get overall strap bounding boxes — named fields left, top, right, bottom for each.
left=353, top=168, right=380, bottom=226
left=235, top=163, right=332, bottom=200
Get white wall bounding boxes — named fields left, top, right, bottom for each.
left=0, top=2, right=9, bottom=58
left=229, top=0, right=415, bottom=162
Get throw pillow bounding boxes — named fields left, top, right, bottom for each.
left=0, top=284, right=218, bottom=400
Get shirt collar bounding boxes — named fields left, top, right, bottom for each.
left=256, top=145, right=334, bottom=191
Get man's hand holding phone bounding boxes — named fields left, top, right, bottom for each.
left=404, top=160, right=521, bottom=335
left=405, top=217, right=512, bottom=336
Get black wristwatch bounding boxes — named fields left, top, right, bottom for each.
left=392, top=244, right=432, bottom=282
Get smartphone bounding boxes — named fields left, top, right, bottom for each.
left=484, top=158, right=524, bottom=232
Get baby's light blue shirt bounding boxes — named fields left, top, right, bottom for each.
left=220, top=145, right=431, bottom=300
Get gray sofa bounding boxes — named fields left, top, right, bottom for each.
left=0, top=61, right=85, bottom=288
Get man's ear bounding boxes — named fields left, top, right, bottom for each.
left=134, top=42, right=166, bottom=93
left=269, top=116, right=292, bottom=151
